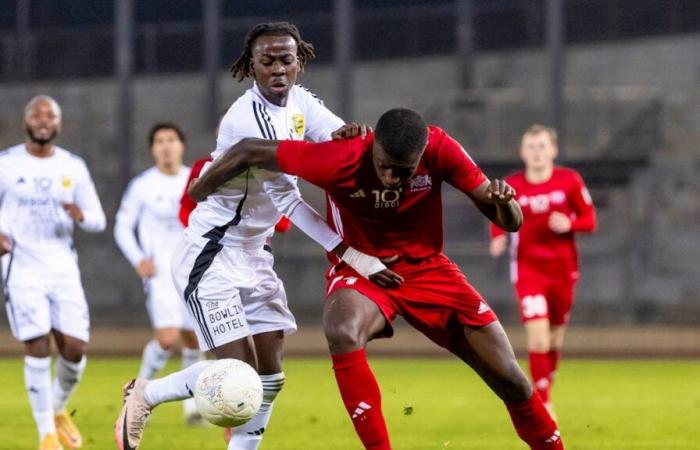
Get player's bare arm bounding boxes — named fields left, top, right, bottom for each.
left=191, top=122, right=371, bottom=201
left=189, top=138, right=281, bottom=202
left=468, top=178, right=523, bottom=232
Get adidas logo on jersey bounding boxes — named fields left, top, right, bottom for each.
left=352, top=401, right=372, bottom=419
left=350, top=189, right=366, bottom=198
left=477, top=301, right=490, bottom=314
left=545, top=430, right=561, bottom=444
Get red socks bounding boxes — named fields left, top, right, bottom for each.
left=506, top=393, right=563, bottom=449
left=331, top=349, right=392, bottom=450
left=548, top=349, right=560, bottom=381
left=528, top=352, right=552, bottom=403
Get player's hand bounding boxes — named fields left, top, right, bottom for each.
left=0, top=233, right=13, bottom=256
left=486, top=179, right=516, bottom=204
left=369, top=268, right=404, bottom=289
left=135, top=259, right=157, bottom=278
left=489, top=235, right=507, bottom=257
left=62, top=203, right=84, bottom=223
left=549, top=211, right=572, bottom=234
left=331, top=122, right=371, bottom=140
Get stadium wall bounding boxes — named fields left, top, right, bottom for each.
left=0, top=34, right=698, bottom=326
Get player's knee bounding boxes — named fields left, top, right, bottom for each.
left=501, top=365, right=533, bottom=403
left=24, top=335, right=51, bottom=358
left=156, top=333, right=178, bottom=351
left=324, top=322, right=365, bottom=354
left=527, top=338, right=550, bottom=353
left=60, top=343, right=86, bottom=363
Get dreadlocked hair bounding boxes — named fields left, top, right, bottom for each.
left=230, top=22, right=316, bottom=82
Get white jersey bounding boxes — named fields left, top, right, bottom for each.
left=187, top=83, right=344, bottom=245
left=114, top=166, right=190, bottom=268
left=0, top=144, right=106, bottom=284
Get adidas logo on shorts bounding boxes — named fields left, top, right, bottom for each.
left=477, top=301, right=490, bottom=314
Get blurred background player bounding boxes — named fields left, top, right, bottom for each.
left=0, top=96, right=106, bottom=450
left=115, top=22, right=397, bottom=450
left=114, top=123, right=204, bottom=424
left=489, top=125, right=597, bottom=418
left=192, top=108, right=563, bottom=450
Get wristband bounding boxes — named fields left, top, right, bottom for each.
left=341, top=247, right=387, bottom=278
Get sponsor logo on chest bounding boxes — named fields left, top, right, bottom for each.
left=517, top=190, right=565, bottom=213
left=408, top=174, right=432, bottom=192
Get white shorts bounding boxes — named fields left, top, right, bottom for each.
left=171, top=232, right=296, bottom=352
left=144, top=271, right=195, bottom=331
left=4, top=279, right=90, bottom=343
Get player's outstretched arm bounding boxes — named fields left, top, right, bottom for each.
left=189, top=138, right=281, bottom=202
left=468, top=179, right=523, bottom=232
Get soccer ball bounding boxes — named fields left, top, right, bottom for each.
left=194, top=359, right=263, bottom=427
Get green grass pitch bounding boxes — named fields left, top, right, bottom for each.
left=0, top=358, right=698, bottom=449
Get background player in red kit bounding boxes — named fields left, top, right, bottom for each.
left=191, top=109, right=564, bottom=450
left=490, top=125, right=596, bottom=418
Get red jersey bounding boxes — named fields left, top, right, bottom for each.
left=277, top=126, right=487, bottom=259
left=490, top=167, right=596, bottom=271
left=179, top=157, right=212, bottom=227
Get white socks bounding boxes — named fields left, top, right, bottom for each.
left=229, top=372, right=286, bottom=450
left=52, top=356, right=87, bottom=413
left=138, top=340, right=173, bottom=380
left=181, top=347, right=204, bottom=417
left=143, top=360, right=211, bottom=407
left=24, top=356, right=55, bottom=438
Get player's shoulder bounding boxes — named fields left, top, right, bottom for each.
left=0, top=144, right=24, bottom=160
left=504, top=170, right=526, bottom=184
left=553, top=166, right=584, bottom=183
left=292, top=84, right=324, bottom=106
left=131, top=166, right=157, bottom=185
left=55, top=146, right=88, bottom=167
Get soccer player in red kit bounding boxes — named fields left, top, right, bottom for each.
left=191, top=109, right=564, bottom=450
left=490, top=125, right=596, bottom=418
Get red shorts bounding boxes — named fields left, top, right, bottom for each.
left=326, top=253, right=498, bottom=349
left=513, top=260, right=578, bottom=326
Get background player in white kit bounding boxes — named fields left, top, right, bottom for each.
left=115, top=22, right=401, bottom=450
left=0, top=96, right=106, bottom=450
left=114, top=123, right=204, bottom=424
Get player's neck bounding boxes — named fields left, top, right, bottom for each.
left=525, top=165, right=554, bottom=184
left=156, top=163, right=180, bottom=176
left=25, top=140, right=55, bottom=158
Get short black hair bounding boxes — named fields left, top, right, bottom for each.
left=149, top=123, right=186, bottom=147
left=374, top=108, right=428, bottom=160
left=230, top=21, right=316, bottom=82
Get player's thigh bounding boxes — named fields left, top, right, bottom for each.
left=396, top=255, right=497, bottom=349
left=171, top=236, right=254, bottom=353
left=322, top=287, right=388, bottom=354
left=252, top=330, right=285, bottom=375
left=524, top=318, right=551, bottom=352
left=546, top=277, right=576, bottom=328
left=449, top=322, right=531, bottom=403
left=242, top=249, right=297, bottom=340
left=5, top=284, right=52, bottom=343
left=48, top=281, right=90, bottom=344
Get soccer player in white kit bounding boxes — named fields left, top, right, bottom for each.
left=0, top=96, right=106, bottom=450
left=114, top=123, right=204, bottom=423
left=115, top=22, right=401, bottom=450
